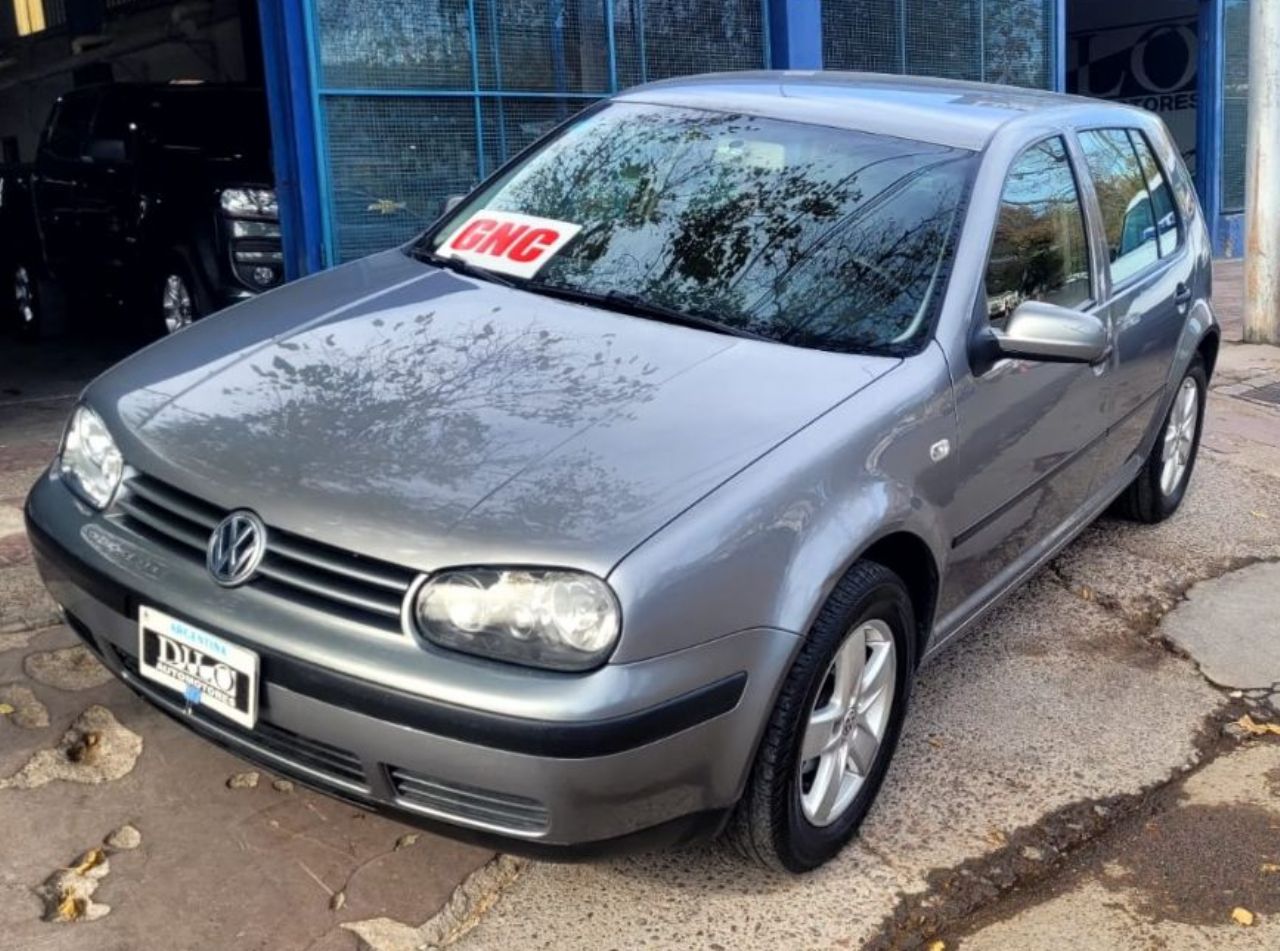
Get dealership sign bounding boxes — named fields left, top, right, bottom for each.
left=441, top=210, right=583, bottom=278
left=1070, top=18, right=1198, bottom=166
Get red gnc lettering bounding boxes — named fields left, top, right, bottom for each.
left=476, top=222, right=529, bottom=257
left=449, top=218, right=496, bottom=251
left=508, top=228, right=558, bottom=263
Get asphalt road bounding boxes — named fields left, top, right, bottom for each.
left=2, top=262, right=1279, bottom=950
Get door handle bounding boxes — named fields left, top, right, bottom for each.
left=1174, top=283, right=1192, bottom=310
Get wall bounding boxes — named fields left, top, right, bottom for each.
left=821, top=0, right=1057, bottom=90
left=0, top=0, right=248, bottom=161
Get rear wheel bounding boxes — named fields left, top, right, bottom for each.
left=1112, top=357, right=1206, bottom=523
left=13, top=262, right=66, bottom=339
left=727, top=561, right=915, bottom=872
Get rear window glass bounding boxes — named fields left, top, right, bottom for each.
left=1078, top=129, right=1162, bottom=284
left=142, top=89, right=271, bottom=162
left=1129, top=130, right=1180, bottom=259
left=422, top=102, right=976, bottom=354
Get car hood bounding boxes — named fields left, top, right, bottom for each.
left=87, top=251, right=898, bottom=576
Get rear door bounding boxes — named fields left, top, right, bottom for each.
left=1074, top=127, right=1191, bottom=479
left=942, top=135, right=1111, bottom=616
left=32, top=91, right=99, bottom=279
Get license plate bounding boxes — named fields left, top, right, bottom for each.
left=138, top=606, right=259, bottom=729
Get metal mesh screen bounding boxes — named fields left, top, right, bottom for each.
left=821, top=0, right=902, bottom=74
left=823, top=0, right=1053, bottom=88
left=905, top=0, right=980, bottom=80
left=312, top=0, right=768, bottom=263
left=981, top=0, right=1053, bottom=89
left=478, top=97, right=591, bottom=172
left=315, top=0, right=474, bottom=90
left=474, top=0, right=612, bottom=92
left=321, top=96, right=479, bottom=262
left=633, top=0, right=769, bottom=81
left=1222, top=0, right=1250, bottom=214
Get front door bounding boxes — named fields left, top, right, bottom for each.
left=941, top=135, right=1111, bottom=621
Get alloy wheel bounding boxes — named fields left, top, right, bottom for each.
left=162, top=274, right=194, bottom=334
left=798, top=618, right=897, bottom=827
left=1160, top=376, right=1199, bottom=497
left=15, top=266, right=34, bottom=325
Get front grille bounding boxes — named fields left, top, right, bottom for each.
left=113, top=645, right=368, bottom=788
left=114, top=473, right=417, bottom=636
left=390, top=766, right=550, bottom=834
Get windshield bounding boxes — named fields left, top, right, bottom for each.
left=417, top=102, right=975, bottom=354
left=152, top=90, right=271, bottom=163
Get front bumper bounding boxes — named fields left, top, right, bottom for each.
left=25, top=471, right=797, bottom=855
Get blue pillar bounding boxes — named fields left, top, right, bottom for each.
left=1053, top=0, right=1067, bottom=91
left=769, top=0, right=823, bottom=70
left=1197, top=0, right=1224, bottom=251
left=257, top=0, right=327, bottom=277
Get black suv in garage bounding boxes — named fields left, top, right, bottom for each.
left=4, top=82, right=281, bottom=338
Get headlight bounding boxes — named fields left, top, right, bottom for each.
left=414, top=569, right=620, bottom=671
left=220, top=188, right=278, bottom=218
left=59, top=405, right=123, bottom=509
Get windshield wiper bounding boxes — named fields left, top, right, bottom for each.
left=527, top=284, right=768, bottom=342
left=412, top=249, right=519, bottom=288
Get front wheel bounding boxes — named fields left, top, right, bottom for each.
left=727, top=561, right=915, bottom=872
left=159, top=268, right=198, bottom=335
left=1112, top=357, right=1206, bottom=523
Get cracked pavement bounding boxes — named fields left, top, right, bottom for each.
left=2, top=261, right=1279, bottom=949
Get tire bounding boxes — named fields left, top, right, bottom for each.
left=12, top=261, right=67, bottom=340
left=727, top=561, right=916, bottom=872
left=1112, top=356, right=1206, bottom=524
left=153, top=255, right=209, bottom=337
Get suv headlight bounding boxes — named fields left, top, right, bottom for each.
left=413, top=568, right=620, bottom=671
left=220, top=187, right=278, bottom=218
left=59, top=405, right=123, bottom=509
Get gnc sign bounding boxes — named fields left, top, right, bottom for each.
left=441, top=210, right=582, bottom=279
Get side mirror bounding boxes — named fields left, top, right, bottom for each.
left=992, top=301, right=1110, bottom=364
left=86, top=138, right=127, bottom=164
left=443, top=194, right=466, bottom=213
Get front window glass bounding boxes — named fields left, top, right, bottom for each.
left=984, top=136, right=1091, bottom=325
left=419, top=103, right=976, bottom=354
left=1078, top=129, right=1161, bottom=284
left=44, top=94, right=97, bottom=160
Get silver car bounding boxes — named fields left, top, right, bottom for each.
left=26, top=73, right=1217, bottom=872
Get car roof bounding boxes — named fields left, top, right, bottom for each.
left=616, top=71, right=1113, bottom=151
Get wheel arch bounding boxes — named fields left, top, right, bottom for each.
left=856, top=530, right=940, bottom=666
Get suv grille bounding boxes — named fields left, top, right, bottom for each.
left=390, top=767, right=550, bottom=834
left=115, top=473, right=417, bottom=635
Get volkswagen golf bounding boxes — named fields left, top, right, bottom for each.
left=25, top=72, right=1217, bottom=872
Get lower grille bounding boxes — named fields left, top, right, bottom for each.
left=390, top=767, right=549, bottom=834
left=113, top=646, right=367, bottom=789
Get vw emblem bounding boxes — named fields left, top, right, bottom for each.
left=206, top=510, right=267, bottom=587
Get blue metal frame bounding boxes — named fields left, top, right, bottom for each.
left=1053, top=0, right=1067, bottom=91
left=1197, top=0, right=1226, bottom=251
left=768, top=0, right=822, bottom=69
left=256, top=0, right=327, bottom=278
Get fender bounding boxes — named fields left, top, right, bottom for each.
left=608, top=347, right=956, bottom=664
